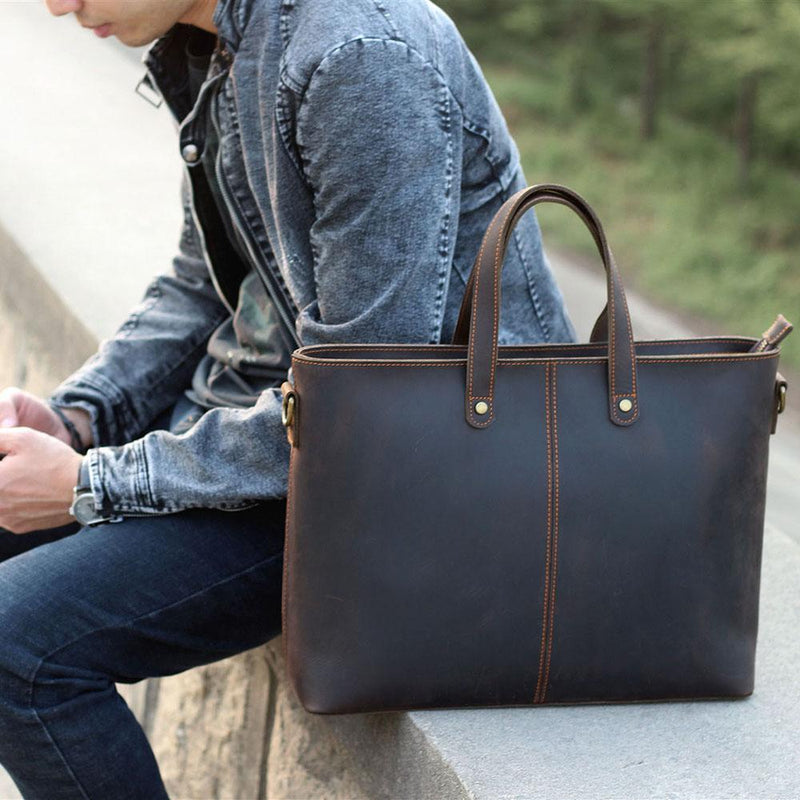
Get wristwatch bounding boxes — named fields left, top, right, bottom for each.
left=69, top=458, right=120, bottom=527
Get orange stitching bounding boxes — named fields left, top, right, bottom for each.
left=467, top=212, right=491, bottom=408
left=598, top=255, right=638, bottom=426
left=534, top=362, right=552, bottom=704
left=294, top=354, right=778, bottom=368
left=609, top=263, right=626, bottom=425
left=297, top=336, right=760, bottom=356
left=502, top=356, right=777, bottom=366
left=471, top=409, right=494, bottom=428
left=488, top=197, right=517, bottom=405
left=542, top=364, right=560, bottom=700
left=610, top=356, right=777, bottom=364
left=468, top=199, right=517, bottom=412
left=609, top=261, right=617, bottom=404
left=607, top=259, right=639, bottom=424
left=617, top=260, right=638, bottom=421
left=466, top=198, right=517, bottom=427
left=621, top=278, right=637, bottom=398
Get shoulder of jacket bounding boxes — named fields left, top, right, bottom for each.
left=278, top=0, right=441, bottom=93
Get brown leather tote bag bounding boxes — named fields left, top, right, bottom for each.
left=279, top=184, right=793, bottom=714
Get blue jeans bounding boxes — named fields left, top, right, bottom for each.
left=0, top=399, right=286, bottom=799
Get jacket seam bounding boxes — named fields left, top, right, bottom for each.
left=371, top=0, right=400, bottom=38
left=283, top=34, right=492, bottom=158
left=279, top=37, right=454, bottom=179
left=431, top=82, right=455, bottom=343
left=289, top=36, right=460, bottom=345
left=462, top=118, right=518, bottom=193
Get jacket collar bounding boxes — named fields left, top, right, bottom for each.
left=211, top=0, right=253, bottom=53
left=139, top=0, right=260, bottom=117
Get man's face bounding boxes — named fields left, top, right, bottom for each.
left=45, top=0, right=204, bottom=47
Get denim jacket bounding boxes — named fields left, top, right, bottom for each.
left=48, top=0, right=578, bottom=517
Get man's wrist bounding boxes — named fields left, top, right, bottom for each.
left=69, top=453, right=122, bottom=527
left=51, top=405, right=94, bottom=451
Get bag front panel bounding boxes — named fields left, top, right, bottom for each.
left=283, top=350, right=779, bottom=713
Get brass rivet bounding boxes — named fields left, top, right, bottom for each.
left=474, top=401, right=489, bottom=415
left=618, top=398, right=633, bottom=413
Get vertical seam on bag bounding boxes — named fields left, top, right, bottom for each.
left=533, top=362, right=552, bottom=703
left=542, top=363, right=560, bottom=701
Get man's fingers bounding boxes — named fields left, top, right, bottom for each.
left=0, top=412, right=17, bottom=428
left=0, top=426, right=31, bottom=456
left=0, top=387, right=21, bottom=428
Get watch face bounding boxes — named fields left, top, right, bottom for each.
left=72, top=492, right=100, bottom=526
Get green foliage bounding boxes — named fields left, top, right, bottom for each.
left=434, top=0, right=799, bottom=369
left=438, top=0, right=800, bottom=166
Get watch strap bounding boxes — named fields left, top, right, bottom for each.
left=77, top=456, right=92, bottom=492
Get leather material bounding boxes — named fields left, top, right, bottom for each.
left=280, top=184, right=792, bottom=714
left=451, top=185, right=639, bottom=428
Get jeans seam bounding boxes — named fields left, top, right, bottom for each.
left=24, top=549, right=284, bottom=793
left=29, top=704, right=92, bottom=800
left=30, top=549, right=284, bottom=673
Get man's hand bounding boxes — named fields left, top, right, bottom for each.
left=0, top=386, right=93, bottom=449
left=0, top=427, right=84, bottom=534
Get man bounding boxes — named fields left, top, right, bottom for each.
left=0, top=0, right=578, bottom=796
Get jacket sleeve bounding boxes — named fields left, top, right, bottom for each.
left=47, top=172, right=231, bottom=447
left=292, top=37, right=464, bottom=346
left=58, top=37, right=464, bottom=516
left=52, top=167, right=292, bottom=515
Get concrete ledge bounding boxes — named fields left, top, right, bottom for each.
left=2, top=5, right=800, bottom=799
left=0, top=223, right=95, bottom=394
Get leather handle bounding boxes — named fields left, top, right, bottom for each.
left=451, top=184, right=639, bottom=429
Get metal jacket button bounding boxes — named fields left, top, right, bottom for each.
left=181, top=144, right=200, bottom=163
